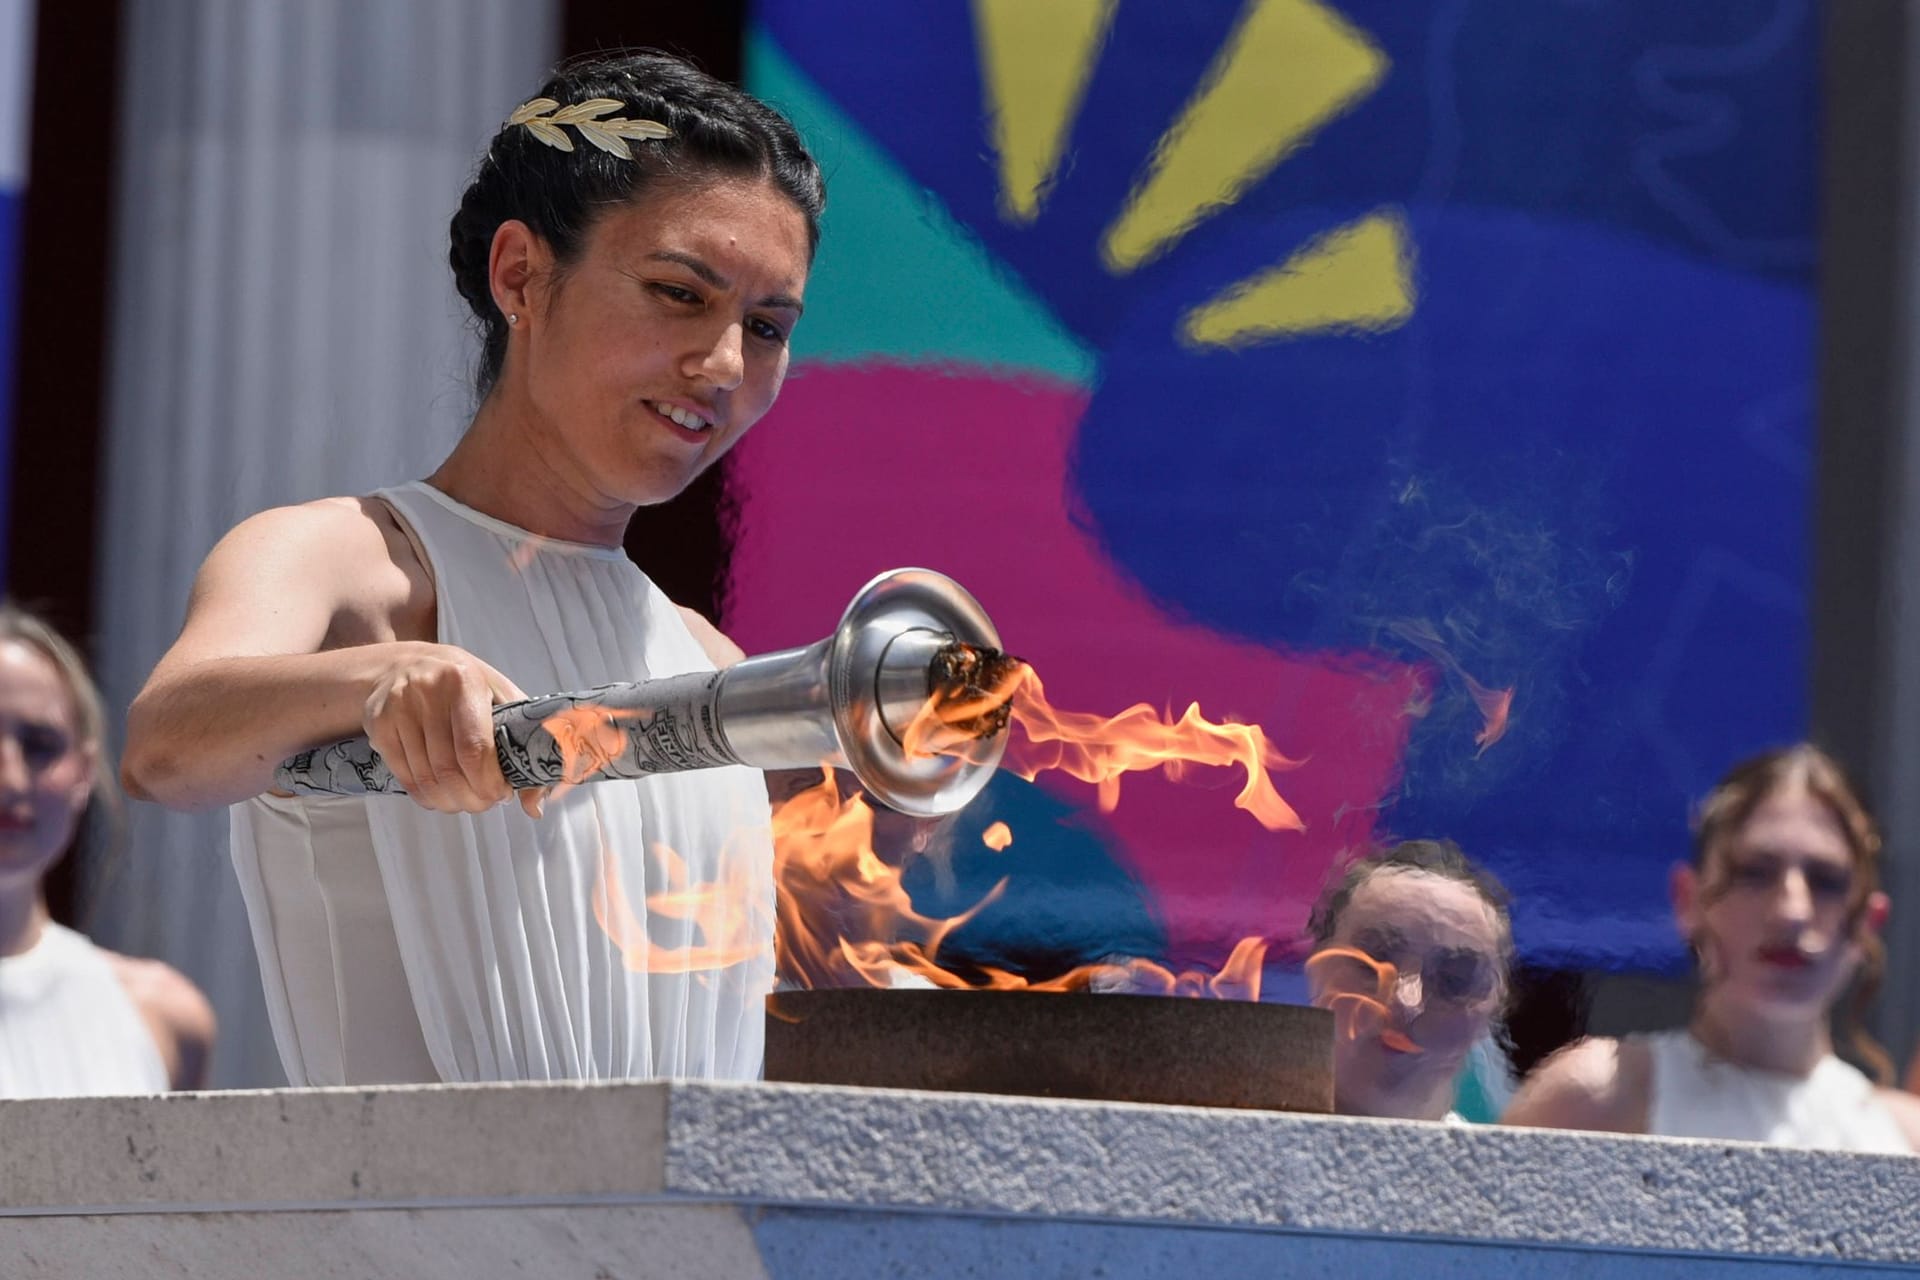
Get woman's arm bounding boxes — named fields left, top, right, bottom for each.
left=123, top=498, right=528, bottom=813
left=1500, top=1035, right=1651, bottom=1134
left=110, top=954, right=216, bottom=1091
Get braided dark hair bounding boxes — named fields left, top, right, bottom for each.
left=448, top=49, right=824, bottom=399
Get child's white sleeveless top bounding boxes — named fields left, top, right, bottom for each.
left=0, top=922, right=170, bottom=1097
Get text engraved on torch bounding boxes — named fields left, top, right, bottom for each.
left=636, top=706, right=725, bottom=772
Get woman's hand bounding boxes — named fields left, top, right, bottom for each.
left=361, top=643, right=543, bottom=816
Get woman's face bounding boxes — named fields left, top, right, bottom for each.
left=1308, top=868, right=1506, bottom=1119
left=0, top=640, right=94, bottom=891
left=515, top=175, right=811, bottom=507
left=1679, top=782, right=1872, bottom=1019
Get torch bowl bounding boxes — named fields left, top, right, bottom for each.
left=764, top=989, right=1333, bottom=1114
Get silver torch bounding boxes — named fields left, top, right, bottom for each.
left=273, top=568, right=1016, bottom=817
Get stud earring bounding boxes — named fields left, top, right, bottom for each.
left=508, top=313, right=520, bottom=326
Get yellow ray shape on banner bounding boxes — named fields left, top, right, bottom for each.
left=1102, top=0, right=1387, bottom=273
left=975, top=0, right=1118, bottom=223
left=1180, top=209, right=1414, bottom=347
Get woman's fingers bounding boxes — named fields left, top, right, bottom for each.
left=385, top=717, right=447, bottom=809
left=479, top=658, right=549, bottom=816
left=419, top=701, right=500, bottom=812
left=446, top=680, right=511, bottom=806
left=363, top=714, right=418, bottom=796
left=363, top=645, right=516, bottom=813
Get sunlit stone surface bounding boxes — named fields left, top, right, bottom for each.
left=5, top=1081, right=1917, bottom=1278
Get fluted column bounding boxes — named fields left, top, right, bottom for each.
left=91, top=0, right=559, bottom=1086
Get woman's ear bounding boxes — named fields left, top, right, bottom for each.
left=68, top=741, right=99, bottom=815
left=1670, top=861, right=1700, bottom=936
left=1861, top=890, right=1891, bottom=937
left=1838, top=891, right=1890, bottom=979
left=487, top=220, right=548, bottom=326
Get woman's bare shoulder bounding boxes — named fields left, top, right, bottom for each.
left=181, top=494, right=434, bottom=652
left=1500, top=1035, right=1652, bottom=1134
left=211, top=494, right=396, bottom=556
left=1872, top=1085, right=1920, bottom=1154
left=104, top=951, right=216, bottom=1090
left=207, top=495, right=421, bottom=574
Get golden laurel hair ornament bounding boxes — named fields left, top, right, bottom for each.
left=507, top=97, right=673, bottom=159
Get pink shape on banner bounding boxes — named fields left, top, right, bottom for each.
left=726, top=364, right=1425, bottom=961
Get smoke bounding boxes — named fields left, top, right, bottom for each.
left=1333, top=454, right=1633, bottom=807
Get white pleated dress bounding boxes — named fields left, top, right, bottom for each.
left=0, top=923, right=170, bottom=1098
left=230, top=482, right=776, bottom=1086
left=1643, top=1029, right=1912, bottom=1154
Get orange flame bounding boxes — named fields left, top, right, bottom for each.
left=1303, top=945, right=1422, bottom=1053
left=508, top=540, right=542, bottom=574
left=562, top=651, right=1299, bottom=996
left=1468, top=683, right=1513, bottom=752
left=1387, top=619, right=1514, bottom=754
left=542, top=704, right=642, bottom=787
left=822, top=934, right=1270, bottom=998
left=905, top=661, right=1304, bottom=832
left=584, top=765, right=1273, bottom=994
left=550, top=700, right=775, bottom=978
left=773, top=768, right=1004, bottom=990
left=592, top=838, right=770, bottom=975
left=771, top=767, right=1268, bottom=997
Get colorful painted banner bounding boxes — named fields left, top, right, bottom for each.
left=736, top=1, right=1814, bottom=975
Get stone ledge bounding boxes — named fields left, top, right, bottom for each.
left=1, top=1081, right=666, bottom=1213
left=4, top=1080, right=1915, bottom=1267
left=670, top=1083, right=1920, bottom=1265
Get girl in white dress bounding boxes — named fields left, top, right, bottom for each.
left=0, top=605, right=213, bottom=1097
left=1503, top=744, right=1920, bottom=1152
left=122, top=51, right=822, bottom=1086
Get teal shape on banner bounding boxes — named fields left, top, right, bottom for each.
left=746, top=28, right=1098, bottom=387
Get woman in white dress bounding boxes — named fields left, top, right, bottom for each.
left=122, top=51, right=823, bottom=1086
left=0, top=605, right=213, bottom=1097
left=1503, top=744, right=1920, bottom=1152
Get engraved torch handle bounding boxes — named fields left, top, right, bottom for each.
left=269, top=566, right=1013, bottom=816
left=273, top=670, right=740, bottom=797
